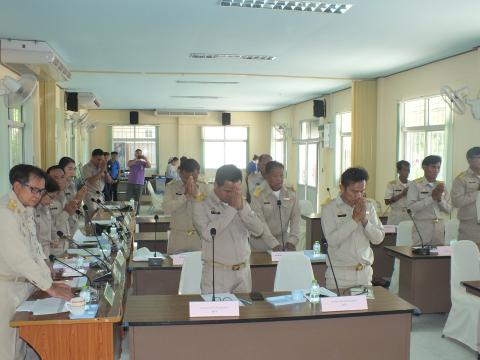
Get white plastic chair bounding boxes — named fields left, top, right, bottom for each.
left=444, top=219, right=460, bottom=245
left=178, top=251, right=202, bottom=295
left=273, top=252, right=314, bottom=291
left=443, top=241, right=480, bottom=353
left=298, top=200, right=314, bottom=251
left=389, top=220, right=413, bottom=294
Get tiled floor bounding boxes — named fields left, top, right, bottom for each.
left=119, top=313, right=477, bottom=359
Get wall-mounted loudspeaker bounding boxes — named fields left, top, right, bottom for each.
left=130, top=111, right=139, bottom=125
left=66, top=92, right=78, bottom=112
left=313, top=99, right=326, bottom=118
left=222, top=112, right=231, bottom=126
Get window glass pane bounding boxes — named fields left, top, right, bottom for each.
left=310, top=123, right=319, bottom=139
left=404, top=131, right=426, bottom=179
left=112, top=126, right=157, bottom=171
left=341, top=113, right=352, bottom=133
left=202, top=126, right=225, bottom=140
left=135, top=141, right=157, bottom=169
left=112, top=126, right=134, bottom=139
left=341, top=135, right=351, bottom=173
left=9, top=108, right=21, bottom=123
left=298, top=144, right=307, bottom=185
left=225, top=142, right=247, bottom=169
left=275, top=141, right=284, bottom=164
left=204, top=142, right=225, bottom=169
left=135, top=126, right=156, bottom=139
left=307, top=143, right=317, bottom=187
left=427, top=131, right=446, bottom=180
left=428, top=96, right=447, bottom=126
left=273, top=127, right=284, bottom=140
left=9, top=127, right=23, bottom=167
left=301, top=122, right=309, bottom=140
left=404, top=99, right=425, bottom=127
left=225, top=127, right=247, bottom=140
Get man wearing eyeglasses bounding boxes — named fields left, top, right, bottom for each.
left=0, top=164, right=72, bottom=360
left=451, top=147, right=480, bottom=245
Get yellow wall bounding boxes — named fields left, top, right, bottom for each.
left=87, top=109, right=271, bottom=178
left=376, top=49, right=480, bottom=208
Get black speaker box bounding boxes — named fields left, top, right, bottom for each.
left=313, top=99, right=326, bottom=118
left=130, top=111, right=139, bottom=125
left=66, top=92, right=78, bottom=112
left=222, top=112, right=231, bottom=126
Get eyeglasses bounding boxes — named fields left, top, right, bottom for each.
left=21, top=183, right=46, bottom=195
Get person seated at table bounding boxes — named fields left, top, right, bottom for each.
left=47, top=165, right=81, bottom=256
left=34, top=174, right=61, bottom=258
left=193, top=165, right=265, bottom=294
left=250, top=161, right=301, bottom=252
left=384, top=160, right=411, bottom=225
left=407, top=155, right=452, bottom=246
left=321, top=167, right=385, bottom=289
left=163, top=158, right=209, bottom=254
left=0, top=164, right=72, bottom=360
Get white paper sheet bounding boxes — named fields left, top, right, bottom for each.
left=16, top=301, right=35, bottom=312
left=132, top=247, right=166, bottom=262
left=31, top=298, right=67, bottom=315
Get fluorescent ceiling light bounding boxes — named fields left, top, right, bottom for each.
left=219, top=1, right=353, bottom=14
left=190, top=53, right=276, bottom=61
left=170, top=95, right=223, bottom=99
left=176, top=80, right=239, bottom=84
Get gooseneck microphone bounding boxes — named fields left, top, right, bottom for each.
left=321, top=238, right=340, bottom=296
left=407, top=209, right=430, bottom=255
left=277, top=199, right=285, bottom=251
left=210, top=227, right=217, bottom=301
left=82, top=205, right=110, bottom=263
left=49, top=254, right=92, bottom=286
left=148, top=215, right=163, bottom=266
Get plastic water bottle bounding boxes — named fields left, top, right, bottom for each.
left=310, top=279, right=320, bottom=304
left=129, top=198, right=135, bottom=211
left=313, top=241, right=321, bottom=257
left=79, top=286, right=91, bottom=303
left=75, top=256, right=84, bottom=269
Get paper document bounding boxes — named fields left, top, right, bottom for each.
left=201, top=293, right=242, bottom=305
left=16, top=301, right=35, bottom=312
left=91, top=219, right=111, bottom=225
left=64, top=277, right=88, bottom=288
left=67, top=248, right=101, bottom=256
left=132, top=247, right=166, bottom=262
left=265, top=294, right=306, bottom=306
left=32, top=298, right=67, bottom=315
left=73, top=230, right=99, bottom=245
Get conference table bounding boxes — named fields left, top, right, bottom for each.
left=385, top=246, right=451, bottom=313
left=124, top=286, right=415, bottom=360
left=135, top=215, right=170, bottom=232
left=129, top=252, right=327, bottom=295
left=462, top=281, right=480, bottom=297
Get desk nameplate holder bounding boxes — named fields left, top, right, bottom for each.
left=270, top=251, right=284, bottom=262
left=189, top=301, right=240, bottom=317
left=113, top=262, right=123, bottom=285
left=321, top=295, right=368, bottom=312
left=103, top=283, right=115, bottom=307
left=115, top=250, right=126, bottom=267
left=171, top=253, right=186, bottom=266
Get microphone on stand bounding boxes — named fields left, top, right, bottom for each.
left=82, top=205, right=110, bottom=263
left=407, top=209, right=431, bottom=255
left=49, top=255, right=92, bottom=287
left=321, top=238, right=340, bottom=296
left=210, top=227, right=217, bottom=301
left=276, top=199, right=285, bottom=251
left=148, top=215, right=163, bottom=266
left=94, top=198, right=130, bottom=234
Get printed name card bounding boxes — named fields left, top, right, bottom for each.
left=113, top=263, right=123, bottom=285
left=121, top=241, right=130, bottom=257
left=170, top=253, right=186, bottom=266
left=271, top=251, right=284, bottom=262
left=433, top=246, right=452, bottom=256
left=115, top=250, right=125, bottom=267
left=383, top=225, right=397, bottom=234
left=103, top=283, right=115, bottom=307
left=321, top=295, right=368, bottom=312
left=189, top=301, right=240, bottom=317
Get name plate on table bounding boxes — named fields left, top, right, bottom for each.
left=113, top=263, right=123, bottom=285
left=121, top=241, right=130, bottom=257
left=125, top=214, right=131, bottom=226
left=431, top=246, right=452, bottom=256
left=103, top=283, right=115, bottom=306
left=270, top=251, right=284, bottom=262
left=383, top=225, right=397, bottom=234
left=189, top=301, right=240, bottom=317
left=321, top=295, right=368, bottom=312
left=170, top=253, right=186, bottom=266
left=115, top=250, right=126, bottom=267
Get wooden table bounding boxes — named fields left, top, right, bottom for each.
left=385, top=246, right=451, bottom=313
left=462, top=281, right=480, bottom=297
left=129, top=252, right=326, bottom=295
left=124, top=287, right=414, bottom=360
left=135, top=215, right=170, bottom=232
left=134, top=232, right=168, bottom=253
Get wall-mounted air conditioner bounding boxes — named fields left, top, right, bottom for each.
left=0, top=39, right=71, bottom=81
left=78, top=92, right=100, bottom=109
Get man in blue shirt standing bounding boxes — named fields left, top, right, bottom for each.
left=107, top=151, right=120, bottom=201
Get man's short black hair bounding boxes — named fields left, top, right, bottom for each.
left=265, top=161, right=284, bottom=174
left=422, top=155, right=442, bottom=167
left=111, top=151, right=118, bottom=156
left=340, top=167, right=369, bottom=187
left=179, top=158, right=200, bottom=173
left=9, top=164, right=46, bottom=185
left=103, top=152, right=110, bottom=156
left=45, top=174, right=60, bottom=193
left=46, top=165, right=64, bottom=175
left=215, top=165, right=242, bottom=186
left=58, top=157, right=75, bottom=169
left=466, top=147, right=480, bottom=159
left=396, top=160, right=410, bottom=172
left=253, top=155, right=259, bottom=161
left=92, top=148, right=104, bottom=157
left=258, top=154, right=272, bottom=163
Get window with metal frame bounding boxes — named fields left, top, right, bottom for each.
left=202, top=126, right=248, bottom=169
left=112, top=125, right=158, bottom=171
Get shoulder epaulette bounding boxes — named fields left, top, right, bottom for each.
left=321, top=197, right=332, bottom=206
left=253, top=185, right=262, bottom=198
left=286, top=184, right=296, bottom=193
left=414, top=177, right=424, bottom=183
left=7, top=199, right=17, bottom=212
left=455, top=171, right=466, bottom=180
left=194, top=193, right=207, bottom=202
left=388, top=180, right=397, bottom=185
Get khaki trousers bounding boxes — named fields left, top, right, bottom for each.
left=412, top=219, right=445, bottom=246
left=201, top=263, right=252, bottom=294
left=166, top=230, right=201, bottom=255
left=458, top=220, right=480, bottom=244
left=325, top=265, right=372, bottom=290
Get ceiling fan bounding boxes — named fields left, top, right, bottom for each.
left=440, top=85, right=480, bottom=120
left=0, top=74, right=37, bottom=108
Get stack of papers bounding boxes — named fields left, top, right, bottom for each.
left=73, top=230, right=99, bottom=246
left=132, top=247, right=166, bottom=262
left=303, top=250, right=327, bottom=262
left=69, top=304, right=99, bottom=319
left=265, top=294, right=306, bottom=306
left=62, top=268, right=86, bottom=278
left=16, top=298, right=67, bottom=315
left=52, top=258, right=90, bottom=270
left=67, top=248, right=101, bottom=256
left=91, top=219, right=112, bottom=225
left=64, top=277, right=88, bottom=288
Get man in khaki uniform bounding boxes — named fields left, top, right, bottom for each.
left=81, top=148, right=111, bottom=217
left=34, top=174, right=60, bottom=257
left=59, top=156, right=85, bottom=234
left=384, top=160, right=411, bottom=225
left=0, top=164, right=72, bottom=360
left=163, top=158, right=210, bottom=254
left=193, top=165, right=265, bottom=294
left=250, top=161, right=301, bottom=252
left=321, top=167, right=385, bottom=289
left=451, top=147, right=480, bottom=244
left=47, top=166, right=79, bottom=256
left=246, top=154, right=272, bottom=203
left=408, top=155, right=452, bottom=246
